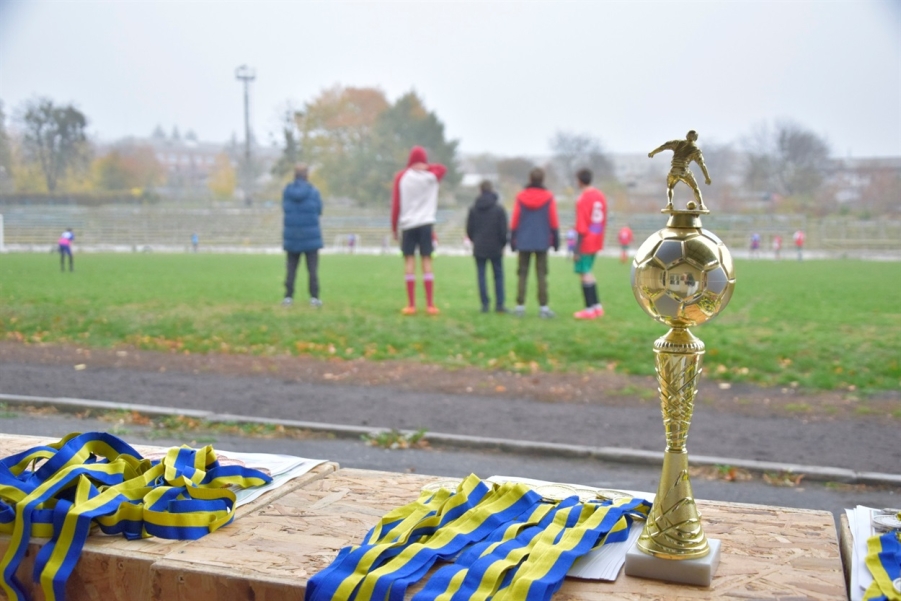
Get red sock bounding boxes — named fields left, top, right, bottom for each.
left=405, top=274, right=416, bottom=307
left=423, top=273, right=434, bottom=307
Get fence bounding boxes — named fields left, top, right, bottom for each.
left=1, top=206, right=899, bottom=256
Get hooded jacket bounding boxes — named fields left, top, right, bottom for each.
left=466, top=190, right=508, bottom=258
left=510, top=186, right=559, bottom=252
left=282, top=177, right=323, bottom=253
left=391, top=146, right=447, bottom=234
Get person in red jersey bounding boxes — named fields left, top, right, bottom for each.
left=793, top=229, right=805, bottom=261
left=510, top=167, right=559, bottom=318
left=617, top=225, right=633, bottom=264
left=391, top=146, right=447, bottom=315
left=572, top=169, right=607, bottom=320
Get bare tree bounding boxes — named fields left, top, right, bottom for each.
left=0, top=100, right=13, bottom=192
left=19, top=98, right=90, bottom=192
left=549, top=131, right=615, bottom=185
left=743, top=120, right=830, bottom=197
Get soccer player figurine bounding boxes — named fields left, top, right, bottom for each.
left=648, top=130, right=712, bottom=212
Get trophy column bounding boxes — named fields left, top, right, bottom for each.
left=638, top=326, right=708, bottom=559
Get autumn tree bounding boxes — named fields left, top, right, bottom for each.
left=18, top=97, right=90, bottom=192
left=277, top=87, right=460, bottom=204
left=270, top=107, right=303, bottom=179
left=93, top=144, right=164, bottom=191
left=207, top=153, right=237, bottom=200
left=743, top=120, right=831, bottom=197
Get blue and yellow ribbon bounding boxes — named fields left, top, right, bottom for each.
left=864, top=530, right=901, bottom=601
left=0, top=432, right=272, bottom=601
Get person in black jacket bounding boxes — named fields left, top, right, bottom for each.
left=466, top=180, right=508, bottom=313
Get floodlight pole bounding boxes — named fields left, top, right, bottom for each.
left=235, top=65, right=256, bottom=204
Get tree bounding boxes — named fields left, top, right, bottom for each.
left=93, top=144, right=165, bottom=191
left=371, top=91, right=461, bottom=189
left=0, top=100, right=13, bottom=192
left=207, top=153, right=237, bottom=200
left=743, top=120, right=831, bottom=197
left=18, top=97, right=90, bottom=192
left=549, top=131, right=615, bottom=186
left=284, top=87, right=461, bottom=204
left=271, top=108, right=303, bottom=179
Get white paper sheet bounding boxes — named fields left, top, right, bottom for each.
left=846, top=505, right=879, bottom=601
left=487, top=475, right=654, bottom=581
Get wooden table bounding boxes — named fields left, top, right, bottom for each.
left=153, top=468, right=848, bottom=601
left=0, top=435, right=848, bottom=600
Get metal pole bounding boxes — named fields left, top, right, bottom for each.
left=235, top=65, right=256, bottom=205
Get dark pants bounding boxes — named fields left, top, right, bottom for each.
left=59, top=246, right=73, bottom=272
left=516, top=251, right=548, bottom=306
left=285, top=251, right=319, bottom=299
left=475, top=256, right=504, bottom=309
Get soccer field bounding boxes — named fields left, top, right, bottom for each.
left=1, top=253, right=899, bottom=392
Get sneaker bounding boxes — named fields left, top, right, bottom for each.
left=513, top=305, right=526, bottom=317
left=495, top=306, right=508, bottom=314
left=594, top=305, right=605, bottom=318
left=427, top=306, right=441, bottom=316
left=574, top=307, right=599, bottom=320
left=481, top=305, right=490, bottom=313
left=281, top=297, right=293, bottom=306
left=401, top=306, right=417, bottom=315
left=310, top=298, right=323, bottom=308
left=538, top=307, right=556, bottom=319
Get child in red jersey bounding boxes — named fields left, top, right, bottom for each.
left=617, top=225, right=633, bottom=264
left=572, top=169, right=607, bottom=320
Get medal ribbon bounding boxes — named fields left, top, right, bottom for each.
left=863, top=530, right=901, bottom=601
left=0, top=432, right=271, bottom=601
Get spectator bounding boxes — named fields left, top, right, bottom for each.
left=618, top=225, right=634, bottom=264
left=391, top=146, right=446, bottom=315
left=773, top=234, right=783, bottom=260
left=58, top=228, right=74, bottom=272
left=793, top=229, right=805, bottom=261
left=572, top=169, right=607, bottom=320
left=466, top=180, right=508, bottom=313
left=510, top=167, right=559, bottom=318
left=750, top=233, right=761, bottom=258
left=191, top=232, right=199, bottom=253
left=282, top=164, right=323, bottom=308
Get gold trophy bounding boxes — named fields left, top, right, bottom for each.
left=624, top=131, right=735, bottom=586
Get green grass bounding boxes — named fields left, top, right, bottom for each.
left=0, top=253, right=899, bottom=392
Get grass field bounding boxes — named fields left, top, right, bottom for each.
left=1, top=253, right=899, bottom=393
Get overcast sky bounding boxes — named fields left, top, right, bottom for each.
left=1, top=0, right=899, bottom=158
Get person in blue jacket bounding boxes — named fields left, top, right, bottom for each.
left=282, top=164, right=323, bottom=307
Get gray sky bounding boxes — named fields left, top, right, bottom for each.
left=1, top=0, right=899, bottom=157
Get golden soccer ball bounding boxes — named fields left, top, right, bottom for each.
left=630, top=226, right=735, bottom=328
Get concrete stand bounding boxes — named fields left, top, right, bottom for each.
left=624, top=538, right=722, bottom=587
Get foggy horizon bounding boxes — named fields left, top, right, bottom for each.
left=1, top=1, right=899, bottom=159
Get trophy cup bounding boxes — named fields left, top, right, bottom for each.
left=624, top=131, right=736, bottom=586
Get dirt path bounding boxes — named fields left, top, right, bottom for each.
left=2, top=341, right=899, bottom=475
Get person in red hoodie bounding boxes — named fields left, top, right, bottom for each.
left=572, top=169, right=607, bottom=319
left=391, top=146, right=447, bottom=315
left=510, top=167, right=559, bottom=318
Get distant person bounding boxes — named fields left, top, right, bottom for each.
left=282, top=164, right=323, bottom=308
left=572, top=169, right=607, bottom=320
left=348, top=233, right=357, bottom=254
left=793, top=229, right=805, bottom=261
left=565, top=229, right=577, bottom=258
left=618, top=225, right=634, bottom=264
left=773, top=234, right=783, bottom=260
left=391, top=146, right=446, bottom=315
left=466, top=180, right=508, bottom=313
left=58, top=228, right=74, bottom=272
left=750, top=233, right=761, bottom=258
left=510, top=167, right=559, bottom=318
left=191, top=232, right=199, bottom=253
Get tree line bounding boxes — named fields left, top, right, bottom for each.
left=1, top=93, right=893, bottom=216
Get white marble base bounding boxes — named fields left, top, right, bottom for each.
left=624, top=538, right=722, bottom=587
